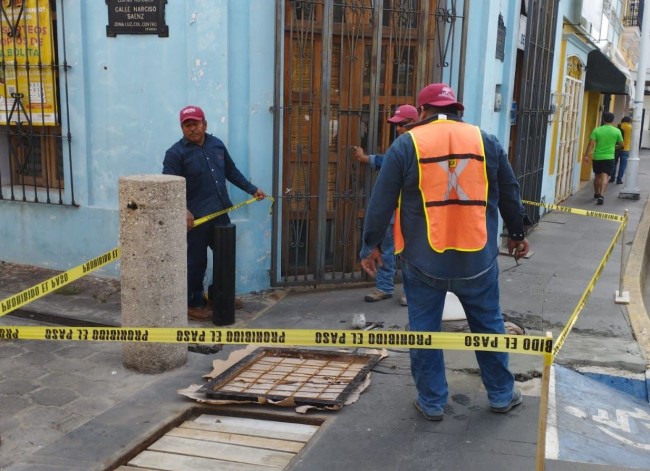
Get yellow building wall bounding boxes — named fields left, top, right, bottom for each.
left=548, top=38, right=568, bottom=176
left=579, top=92, right=603, bottom=181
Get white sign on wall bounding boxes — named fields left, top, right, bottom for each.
left=518, top=14, right=527, bottom=50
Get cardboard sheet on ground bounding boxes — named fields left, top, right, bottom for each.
left=178, top=345, right=387, bottom=413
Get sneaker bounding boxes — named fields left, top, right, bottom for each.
left=188, top=306, right=211, bottom=321
left=414, top=400, right=443, bottom=421
left=364, top=289, right=393, bottom=302
left=616, top=179, right=623, bottom=184
left=400, top=295, right=408, bottom=306
left=597, top=196, right=604, bottom=205
left=594, top=193, right=602, bottom=199
left=490, top=390, right=523, bottom=413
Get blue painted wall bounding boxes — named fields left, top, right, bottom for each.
left=461, top=0, right=529, bottom=237
left=0, top=1, right=276, bottom=293
left=463, top=0, right=581, bottom=209
left=462, top=0, right=521, bottom=146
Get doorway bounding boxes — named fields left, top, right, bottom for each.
left=272, top=0, right=466, bottom=286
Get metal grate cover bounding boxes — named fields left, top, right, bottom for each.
left=199, top=348, right=381, bottom=407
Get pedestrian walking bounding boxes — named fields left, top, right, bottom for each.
left=163, top=106, right=266, bottom=321
left=583, top=111, right=623, bottom=205
left=360, top=83, right=529, bottom=420
left=610, top=116, right=632, bottom=185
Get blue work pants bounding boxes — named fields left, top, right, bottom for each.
left=186, top=215, right=230, bottom=307
left=402, top=259, right=515, bottom=415
left=376, top=224, right=397, bottom=294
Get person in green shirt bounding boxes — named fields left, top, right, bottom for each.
left=583, top=111, right=623, bottom=205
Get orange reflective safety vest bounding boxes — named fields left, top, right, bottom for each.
left=394, top=118, right=488, bottom=253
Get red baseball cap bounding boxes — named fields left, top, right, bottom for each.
left=179, top=105, right=205, bottom=123
left=387, top=104, right=419, bottom=123
left=416, top=83, right=464, bottom=111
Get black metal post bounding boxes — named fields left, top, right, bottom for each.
left=212, top=224, right=236, bottom=326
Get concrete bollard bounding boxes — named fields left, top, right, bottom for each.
left=119, top=174, right=188, bottom=373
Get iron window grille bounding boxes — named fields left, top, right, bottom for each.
left=623, top=0, right=641, bottom=27
left=0, top=0, right=74, bottom=206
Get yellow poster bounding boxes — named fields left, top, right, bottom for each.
left=0, top=0, right=57, bottom=125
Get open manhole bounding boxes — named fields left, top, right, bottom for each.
left=198, top=347, right=382, bottom=407
left=117, top=413, right=321, bottom=470
left=115, top=348, right=380, bottom=470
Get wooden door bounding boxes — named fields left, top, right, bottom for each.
left=275, top=0, right=465, bottom=285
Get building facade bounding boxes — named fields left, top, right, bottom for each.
left=4, top=0, right=633, bottom=292
left=0, top=0, right=277, bottom=293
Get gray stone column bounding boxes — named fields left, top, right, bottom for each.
left=119, top=174, right=187, bottom=373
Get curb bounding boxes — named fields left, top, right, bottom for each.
left=623, top=195, right=650, bottom=372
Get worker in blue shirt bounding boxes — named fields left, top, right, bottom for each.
left=163, top=106, right=266, bottom=321
left=360, top=84, right=529, bottom=420
left=354, top=104, right=419, bottom=306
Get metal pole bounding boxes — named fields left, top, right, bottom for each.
left=456, top=0, right=470, bottom=103
left=535, top=332, right=553, bottom=471
left=619, top=4, right=650, bottom=200
left=212, top=224, right=236, bottom=326
left=615, top=210, right=630, bottom=304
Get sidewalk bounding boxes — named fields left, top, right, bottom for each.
left=1, top=154, right=650, bottom=470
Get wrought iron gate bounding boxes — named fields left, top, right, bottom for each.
left=271, top=0, right=466, bottom=286
left=512, top=0, right=559, bottom=224
left=555, top=68, right=584, bottom=203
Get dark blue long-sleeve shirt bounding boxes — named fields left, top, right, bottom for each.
left=367, top=154, right=385, bottom=170
left=162, top=134, right=258, bottom=218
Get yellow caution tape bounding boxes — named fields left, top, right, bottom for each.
left=193, top=196, right=275, bottom=228
left=5, top=196, right=624, bottom=360
left=0, top=248, right=121, bottom=318
left=552, top=216, right=627, bottom=357
left=0, top=198, right=273, bottom=318
left=522, top=200, right=625, bottom=222
left=518, top=200, right=628, bottom=358
left=0, top=326, right=554, bottom=356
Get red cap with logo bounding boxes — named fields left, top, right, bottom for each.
left=179, top=105, right=205, bottom=123
left=387, top=104, right=419, bottom=123
left=416, top=83, right=464, bottom=111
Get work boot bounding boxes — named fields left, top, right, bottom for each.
left=414, top=400, right=443, bottom=421
left=364, top=289, right=392, bottom=302
left=188, top=306, right=211, bottom=321
left=490, top=390, right=523, bottom=413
